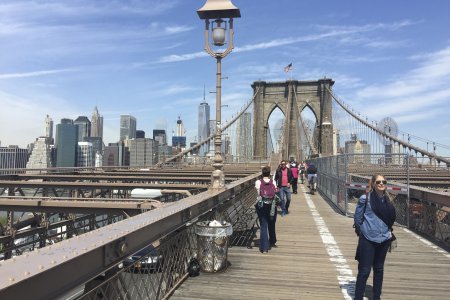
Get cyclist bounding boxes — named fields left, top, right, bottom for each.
left=306, top=163, right=317, bottom=192
left=299, top=161, right=307, bottom=184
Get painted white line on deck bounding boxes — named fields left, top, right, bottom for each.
left=401, top=227, right=450, bottom=259
left=303, top=187, right=355, bottom=300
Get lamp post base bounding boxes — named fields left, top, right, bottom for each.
left=210, top=168, right=225, bottom=189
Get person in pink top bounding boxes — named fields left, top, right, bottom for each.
left=274, top=160, right=294, bottom=216
left=290, top=160, right=299, bottom=194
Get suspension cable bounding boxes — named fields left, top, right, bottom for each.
left=327, top=87, right=449, bottom=165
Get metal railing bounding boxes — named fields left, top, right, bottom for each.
left=0, top=172, right=260, bottom=300
left=311, top=153, right=449, bottom=249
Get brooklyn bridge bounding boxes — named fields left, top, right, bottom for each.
left=1, top=1, right=450, bottom=299
left=0, top=77, right=448, bottom=299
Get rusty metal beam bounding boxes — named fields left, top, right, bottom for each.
left=0, top=173, right=259, bottom=300
left=0, top=197, right=164, bottom=214
left=0, top=180, right=208, bottom=190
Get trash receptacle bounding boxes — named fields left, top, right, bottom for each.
left=194, top=220, right=233, bottom=272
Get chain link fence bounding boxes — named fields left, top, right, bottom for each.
left=311, top=153, right=449, bottom=250
left=76, top=183, right=258, bottom=300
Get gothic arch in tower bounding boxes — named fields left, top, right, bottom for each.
left=252, top=79, right=334, bottom=160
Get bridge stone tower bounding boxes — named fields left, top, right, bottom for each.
left=252, top=79, right=334, bottom=160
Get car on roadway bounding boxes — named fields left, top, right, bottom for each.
left=123, top=244, right=163, bottom=273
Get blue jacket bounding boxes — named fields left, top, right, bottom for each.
left=354, top=193, right=392, bottom=243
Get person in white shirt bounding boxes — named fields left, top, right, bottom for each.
left=255, top=166, right=278, bottom=253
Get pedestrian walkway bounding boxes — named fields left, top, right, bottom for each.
left=171, top=184, right=450, bottom=299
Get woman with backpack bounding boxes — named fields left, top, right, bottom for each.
left=354, top=174, right=396, bottom=300
left=255, top=165, right=278, bottom=253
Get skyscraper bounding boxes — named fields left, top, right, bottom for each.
left=77, top=142, right=94, bottom=167
left=153, top=129, right=166, bottom=145
left=153, top=129, right=168, bottom=163
left=91, top=106, right=103, bottom=139
left=128, top=138, right=158, bottom=167
left=136, top=130, right=145, bottom=138
left=345, top=134, right=371, bottom=164
left=26, top=137, right=52, bottom=171
left=55, top=119, right=78, bottom=167
left=103, top=142, right=124, bottom=166
left=198, top=99, right=210, bottom=157
left=84, top=137, right=103, bottom=160
left=172, top=117, right=186, bottom=148
left=74, top=116, right=91, bottom=142
left=120, top=115, right=137, bottom=141
left=44, top=114, right=53, bottom=142
left=176, top=116, right=185, bottom=136
left=0, top=145, right=29, bottom=174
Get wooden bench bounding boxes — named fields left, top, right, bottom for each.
left=221, top=189, right=259, bottom=248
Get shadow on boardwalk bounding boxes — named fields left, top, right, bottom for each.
left=171, top=185, right=450, bottom=300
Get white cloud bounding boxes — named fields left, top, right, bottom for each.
left=0, top=68, right=77, bottom=79
left=161, top=85, right=198, bottom=96
left=158, top=20, right=416, bottom=63
left=395, top=108, right=446, bottom=123
left=357, top=45, right=450, bottom=100
left=365, top=88, right=450, bottom=120
left=0, top=1, right=178, bottom=20
left=315, top=20, right=417, bottom=32
left=158, top=52, right=207, bottom=63
left=165, top=25, right=194, bottom=34
left=344, top=45, right=450, bottom=126
left=330, top=74, right=363, bottom=89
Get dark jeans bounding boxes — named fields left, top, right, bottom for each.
left=291, top=178, right=298, bottom=193
left=354, top=236, right=391, bottom=300
left=256, top=203, right=277, bottom=251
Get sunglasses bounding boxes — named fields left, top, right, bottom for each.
left=375, top=180, right=387, bottom=185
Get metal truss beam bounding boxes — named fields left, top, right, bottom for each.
left=0, top=173, right=259, bottom=300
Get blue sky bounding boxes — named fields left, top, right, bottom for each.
left=1, top=0, right=449, bottom=156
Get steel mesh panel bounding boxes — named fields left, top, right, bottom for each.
left=76, top=185, right=257, bottom=300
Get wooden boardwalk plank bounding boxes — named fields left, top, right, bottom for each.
left=171, top=184, right=450, bottom=300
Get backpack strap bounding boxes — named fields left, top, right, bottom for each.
left=259, top=179, right=268, bottom=196
left=362, top=192, right=369, bottom=221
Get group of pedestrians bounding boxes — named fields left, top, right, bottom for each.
left=254, top=160, right=396, bottom=299
left=254, top=159, right=307, bottom=254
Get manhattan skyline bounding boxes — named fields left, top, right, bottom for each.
left=1, top=1, right=450, bottom=156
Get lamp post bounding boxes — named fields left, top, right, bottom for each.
left=197, top=0, right=241, bottom=189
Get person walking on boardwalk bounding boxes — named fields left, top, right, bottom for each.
left=290, top=160, right=299, bottom=194
left=274, top=160, right=294, bottom=216
left=354, top=174, right=396, bottom=300
left=255, top=166, right=278, bottom=253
